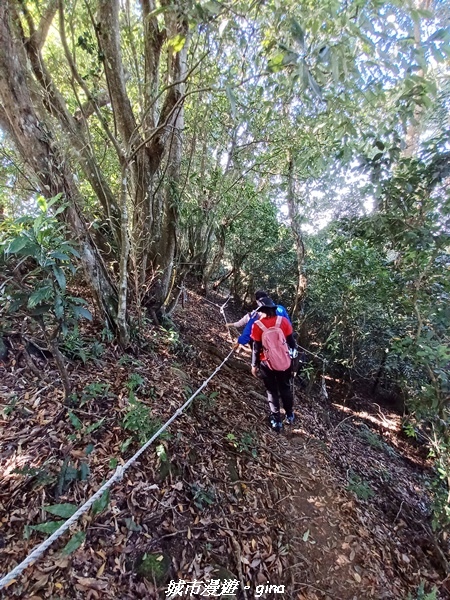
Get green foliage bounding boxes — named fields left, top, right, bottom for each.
left=125, top=373, right=145, bottom=391
left=67, top=409, right=105, bottom=441
left=0, top=196, right=89, bottom=331
left=190, top=483, right=216, bottom=510
left=61, top=329, right=104, bottom=363
left=2, top=395, right=18, bottom=417
left=196, top=390, right=220, bottom=409
left=407, top=582, right=438, bottom=600
left=76, top=381, right=111, bottom=406
left=306, top=135, right=450, bottom=525
left=135, top=552, right=171, bottom=584
left=159, top=327, right=197, bottom=360
left=117, top=353, right=143, bottom=367
left=357, top=427, right=385, bottom=451
left=226, top=432, right=258, bottom=458
left=62, top=531, right=86, bottom=555
left=122, top=392, right=166, bottom=446
left=44, top=503, right=78, bottom=519
left=0, top=196, right=93, bottom=398
left=346, top=471, right=375, bottom=501
left=56, top=458, right=90, bottom=496
left=357, top=426, right=397, bottom=458
left=92, top=489, right=110, bottom=516
left=25, top=520, right=64, bottom=538
left=12, top=462, right=56, bottom=489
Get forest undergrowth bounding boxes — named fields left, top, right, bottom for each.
left=0, top=288, right=447, bottom=600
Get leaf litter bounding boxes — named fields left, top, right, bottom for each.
left=0, top=287, right=447, bottom=599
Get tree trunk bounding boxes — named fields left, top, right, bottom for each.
left=0, top=2, right=118, bottom=326
left=286, top=156, right=306, bottom=319
left=202, top=224, right=226, bottom=293
left=117, top=168, right=130, bottom=346
left=98, top=0, right=189, bottom=318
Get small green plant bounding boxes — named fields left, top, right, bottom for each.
left=357, top=426, right=384, bottom=450
left=0, top=196, right=92, bottom=400
left=61, top=328, right=104, bottom=363
left=197, top=390, right=219, bottom=408
left=125, top=373, right=145, bottom=391
left=190, top=483, right=216, bottom=510
left=80, top=381, right=110, bottom=403
left=135, top=552, right=171, bottom=584
left=3, top=395, right=18, bottom=416
left=301, top=363, right=316, bottom=381
left=101, top=326, right=114, bottom=343
left=346, top=471, right=375, bottom=501
left=55, top=458, right=89, bottom=496
left=357, top=425, right=397, bottom=458
left=118, top=353, right=143, bottom=367
left=162, top=328, right=196, bottom=360
left=13, top=463, right=56, bottom=489
left=407, top=582, right=438, bottom=600
left=122, top=394, right=166, bottom=446
left=67, top=408, right=105, bottom=441
left=226, top=432, right=258, bottom=458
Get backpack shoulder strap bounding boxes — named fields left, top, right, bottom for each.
left=275, top=315, right=283, bottom=328
left=255, top=319, right=267, bottom=331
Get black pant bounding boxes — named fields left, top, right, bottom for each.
left=259, top=363, right=293, bottom=420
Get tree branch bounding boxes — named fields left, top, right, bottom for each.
left=141, top=0, right=165, bottom=129
left=97, top=0, right=140, bottom=147
left=13, top=4, right=121, bottom=236
left=35, top=0, right=58, bottom=49
left=58, top=0, right=123, bottom=161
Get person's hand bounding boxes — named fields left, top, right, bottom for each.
left=233, top=342, right=240, bottom=350
left=251, top=366, right=259, bottom=378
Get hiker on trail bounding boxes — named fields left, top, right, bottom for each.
left=250, top=297, right=296, bottom=432
left=226, top=289, right=290, bottom=346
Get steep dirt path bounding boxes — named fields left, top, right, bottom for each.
left=0, top=288, right=445, bottom=599
left=189, top=290, right=445, bottom=600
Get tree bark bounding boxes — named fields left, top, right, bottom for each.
left=1, top=0, right=194, bottom=328
left=287, top=155, right=306, bottom=319
left=98, top=0, right=189, bottom=316
left=0, top=2, right=118, bottom=326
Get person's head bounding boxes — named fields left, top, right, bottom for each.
left=255, top=289, right=267, bottom=302
left=256, top=296, right=277, bottom=318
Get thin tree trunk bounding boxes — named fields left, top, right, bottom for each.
left=117, top=167, right=130, bottom=346
left=287, top=155, right=306, bottom=319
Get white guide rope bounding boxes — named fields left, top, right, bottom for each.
left=0, top=348, right=235, bottom=591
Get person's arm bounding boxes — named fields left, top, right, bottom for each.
left=251, top=341, right=262, bottom=376
left=286, top=333, right=296, bottom=350
left=281, top=318, right=295, bottom=350
left=228, top=312, right=251, bottom=328
left=251, top=340, right=262, bottom=367
left=250, top=321, right=262, bottom=377
left=238, top=314, right=258, bottom=345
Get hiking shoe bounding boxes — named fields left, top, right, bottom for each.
left=285, top=413, right=295, bottom=425
left=269, top=415, right=283, bottom=432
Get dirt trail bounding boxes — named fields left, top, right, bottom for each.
left=0, top=288, right=445, bottom=600
left=192, top=291, right=444, bottom=600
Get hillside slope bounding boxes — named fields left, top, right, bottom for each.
left=0, top=288, right=445, bottom=599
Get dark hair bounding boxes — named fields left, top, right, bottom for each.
left=259, top=307, right=277, bottom=318
left=255, top=289, right=267, bottom=301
